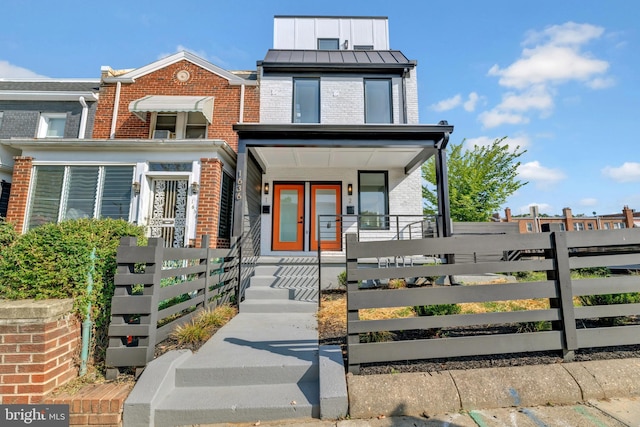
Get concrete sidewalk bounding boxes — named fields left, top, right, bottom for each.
left=197, top=396, right=640, bottom=426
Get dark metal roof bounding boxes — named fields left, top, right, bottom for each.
left=234, top=123, right=452, bottom=142
left=0, top=80, right=100, bottom=92
left=259, top=50, right=416, bottom=73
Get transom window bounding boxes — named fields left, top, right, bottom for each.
left=27, top=165, right=134, bottom=229
left=364, top=79, right=392, bottom=123
left=358, top=171, right=389, bottom=230
left=317, top=38, right=339, bottom=50
left=354, top=45, right=374, bottom=50
left=293, top=78, right=320, bottom=123
left=37, top=113, right=67, bottom=138
left=152, top=112, right=207, bottom=139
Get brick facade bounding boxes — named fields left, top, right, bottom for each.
left=0, top=300, right=80, bottom=404
left=92, top=60, right=259, bottom=152
left=195, top=158, right=223, bottom=248
left=503, top=206, right=638, bottom=232
left=5, top=156, right=33, bottom=232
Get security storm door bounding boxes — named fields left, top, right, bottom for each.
left=311, top=184, right=342, bottom=251
left=273, top=183, right=304, bottom=251
left=149, top=179, right=188, bottom=248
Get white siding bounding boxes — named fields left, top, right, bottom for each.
left=274, top=17, right=389, bottom=50
left=260, top=74, right=419, bottom=124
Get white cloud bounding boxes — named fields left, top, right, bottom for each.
left=579, top=198, right=598, bottom=207
left=488, top=45, right=609, bottom=89
left=518, top=161, right=566, bottom=188
left=0, top=60, right=47, bottom=78
left=478, top=109, right=529, bottom=128
left=481, top=21, right=612, bottom=130
left=587, top=77, right=616, bottom=89
left=463, top=92, right=479, bottom=112
left=464, top=134, right=529, bottom=152
left=497, top=86, right=554, bottom=113
left=602, top=162, right=640, bottom=183
left=430, top=94, right=462, bottom=112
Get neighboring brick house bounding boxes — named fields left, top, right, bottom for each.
left=2, top=52, right=259, bottom=248
left=233, top=16, right=454, bottom=254
left=502, top=205, right=639, bottom=232
left=0, top=80, right=99, bottom=219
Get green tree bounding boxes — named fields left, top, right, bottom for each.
left=422, top=137, right=527, bottom=222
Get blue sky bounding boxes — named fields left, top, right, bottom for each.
left=2, top=0, right=639, bottom=217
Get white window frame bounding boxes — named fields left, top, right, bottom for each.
left=573, top=222, right=585, bottom=231
left=26, top=165, right=134, bottom=230
left=526, top=222, right=533, bottom=232
left=37, top=113, right=67, bottom=138
left=150, top=112, right=208, bottom=139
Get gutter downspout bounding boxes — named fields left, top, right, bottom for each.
left=239, top=84, right=245, bottom=123
left=401, top=68, right=409, bottom=123
left=78, top=96, right=88, bottom=139
left=110, top=82, right=122, bottom=139
left=79, top=248, right=96, bottom=377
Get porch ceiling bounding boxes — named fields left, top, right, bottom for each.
left=253, top=146, right=432, bottom=169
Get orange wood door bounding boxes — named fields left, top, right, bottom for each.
left=311, top=184, right=342, bottom=251
left=272, top=184, right=305, bottom=251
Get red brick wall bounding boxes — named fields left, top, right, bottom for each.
left=5, top=156, right=33, bottom=233
left=196, top=158, right=223, bottom=248
left=0, top=314, right=80, bottom=404
left=92, top=60, right=260, bottom=152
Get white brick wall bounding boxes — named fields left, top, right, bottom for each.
left=260, top=74, right=419, bottom=124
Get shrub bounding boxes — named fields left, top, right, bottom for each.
left=578, top=292, right=640, bottom=307
left=387, top=278, right=406, bottom=289
left=337, top=270, right=347, bottom=289
left=0, top=218, right=146, bottom=367
left=414, top=304, right=461, bottom=317
left=0, top=219, right=17, bottom=249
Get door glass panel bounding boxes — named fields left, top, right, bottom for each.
left=279, top=189, right=299, bottom=242
left=316, top=189, right=337, bottom=238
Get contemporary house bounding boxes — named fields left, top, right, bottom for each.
left=3, top=52, right=259, bottom=248
left=233, top=16, right=453, bottom=255
left=0, top=79, right=99, bottom=218
left=2, top=16, right=454, bottom=257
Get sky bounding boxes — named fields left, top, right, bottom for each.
left=1, top=0, right=639, bottom=217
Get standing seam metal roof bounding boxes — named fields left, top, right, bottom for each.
left=261, top=49, right=413, bottom=66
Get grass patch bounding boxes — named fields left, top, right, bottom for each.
left=170, top=304, right=237, bottom=345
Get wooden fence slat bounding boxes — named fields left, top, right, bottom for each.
left=110, top=295, right=153, bottom=314
left=572, top=276, right=640, bottom=296
left=348, top=281, right=558, bottom=310
left=577, top=324, right=640, bottom=348
left=575, top=303, right=640, bottom=319
left=158, top=278, right=206, bottom=301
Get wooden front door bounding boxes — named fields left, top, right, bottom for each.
left=273, top=183, right=305, bottom=251
left=311, top=184, right=342, bottom=251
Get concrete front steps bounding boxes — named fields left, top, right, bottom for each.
left=123, top=258, right=347, bottom=427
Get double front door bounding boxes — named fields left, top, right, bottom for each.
left=272, top=183, right=342, bottom=251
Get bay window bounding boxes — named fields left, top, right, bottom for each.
left=27, top=165, right=134, bottom=229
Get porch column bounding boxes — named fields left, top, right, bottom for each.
left=232, top=141, right=247, bottom=237
left=196, top=158, right=223, bottom=248
left=435, top=134, right=452, bottom=238
left=6, top=156, right=33, bottom=233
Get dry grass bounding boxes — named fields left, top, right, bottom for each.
left=459, top=298, right=550, bottom=314
left=171, top=304, right=237, bottom=345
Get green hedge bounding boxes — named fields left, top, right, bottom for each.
left=0, top=218, right=146, bottom=368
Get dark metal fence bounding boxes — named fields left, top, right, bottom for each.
left=346, top=225, right=640, bottom=374
left=105, top=217, right=260, bottom=378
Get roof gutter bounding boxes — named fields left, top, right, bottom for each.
left=78, top=96, right=88, bottom=139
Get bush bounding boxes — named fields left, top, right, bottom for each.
left=0, top=218, right=18, bottom=249
left=414, top=304, right=461, bottom=316
left=0, top=218, right=146, bottom=368
left=337, top=270, right=347, bottom=289
left=578, top=292, right=640, bottom=307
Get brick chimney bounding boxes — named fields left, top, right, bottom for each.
left=563, top=207, right=573, bottom=231
left=623, top=205, right=634, bottom=228
left=505, top=207, right=512, bottom=222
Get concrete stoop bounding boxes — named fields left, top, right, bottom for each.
left=123, top=261, right=348, bottom=427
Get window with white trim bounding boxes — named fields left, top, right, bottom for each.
left=152, top=112, right=207, bottom=139
left=573, top=222, right=584, bottom=231
left=614, top=222, right=626, bottom=229
left=317, top=38, right=339, bottom=50
left=559, top=223, right=566, bottom=231
left=27, top=165, right=134, bottom=229
left=37, top=113, right=66, bottom=138
left=526, top=222, right=533, bottom=232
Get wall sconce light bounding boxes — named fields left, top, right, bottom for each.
left=191, top=182, right=200, bottom=195
left=263, top=182, right=269, bottom=195
left=347, top=183, right=353, bottom=196
left=132, top=181, right=141, bottom=195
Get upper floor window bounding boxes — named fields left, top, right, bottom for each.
left=614, top=222, right=626, bottom=229
left=526, top=222, right=533, bottom=232
left=573, top=222, right=585, bottom=231
left=318, top=38, right=339, bottom=50
left=293, top=78, right=320, bottom=123
left=37, top=113, right=66, bottom=138
left=587, top=223, right=594, bottom=230
left=559, top=223, right=566, bottom=231
left=27, top=165, right=133, bottom=229
left=152, top=112, right=207, bottom=139
left=364, top=79, right=392, bottom=123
